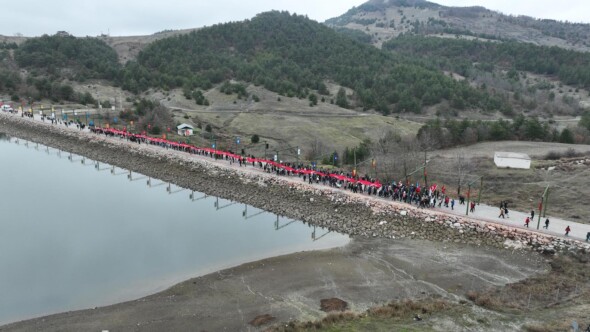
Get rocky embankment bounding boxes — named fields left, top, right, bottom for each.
left=1, top=113, right=588, bottom=255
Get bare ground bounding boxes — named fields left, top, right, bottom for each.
left=426, top=141, right=590, bottom=223
left=1, top=238, right=547, bottom=332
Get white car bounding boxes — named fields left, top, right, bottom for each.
left=1, top=104, right=14, bottom=113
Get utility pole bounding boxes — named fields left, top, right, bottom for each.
left=424, top=151, right=428, bottom=189
left=353, top=149, right=357, bottom=178
left=536, top=186, right=550, bottom=230
left=465, top=176, right=483, bottom=216
left=477, top=177, right=483, bottom=205
left=404, top=160, right=408, bottom=186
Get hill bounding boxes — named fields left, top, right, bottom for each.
left=120, top=11, right=507, bottom=116
left=0, top=9, right=589, bottom=158
left=326, top=1, right=590, bottom=122
left=325, top=0, right=590, bottom=51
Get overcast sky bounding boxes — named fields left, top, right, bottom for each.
left=2, top=0, right=589, bottom=37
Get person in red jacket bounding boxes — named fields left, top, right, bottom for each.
left=565, top=225, right=571, bottom=236
left=524, top=217, right=530, bottom=228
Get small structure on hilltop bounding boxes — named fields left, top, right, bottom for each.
left=494, top=152, right=531, bottom=169
left=177, top=123, right=194, bottom=136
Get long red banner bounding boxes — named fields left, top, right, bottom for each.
left=95, top=127, right=382, bottom=188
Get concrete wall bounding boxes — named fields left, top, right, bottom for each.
left=494, top=156, right=531, bottom=169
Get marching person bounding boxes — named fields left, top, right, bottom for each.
left=544, top=218, right=550, bottom=229
left=524, top=217, right=530, bottom=228
left=565, top=225, right=571, bottom=236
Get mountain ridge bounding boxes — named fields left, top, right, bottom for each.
left=325, top=0, right=590, bottom=51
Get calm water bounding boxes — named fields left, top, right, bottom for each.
left=0, top=134, right=349, bottom=325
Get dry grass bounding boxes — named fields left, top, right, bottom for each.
left=465, top=252, right=590, bottom=313
left=522, top=321, right=584, bottom=332
left=425, top=146, right=590, bottom=223
left=268, top=298, right=453, bottom=332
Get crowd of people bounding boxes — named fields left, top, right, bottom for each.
left=88, top=127, right=590, bottom=241
left=8, top=108, right=588, bottom=240
left=90, top=127, right=473, bottom=211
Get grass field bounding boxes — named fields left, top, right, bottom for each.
left=425, top=142, right=590, bottom=223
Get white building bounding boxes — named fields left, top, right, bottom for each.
left=494, top=152, right=531, bottom=169
left=177, top=124, right=194, bottom=136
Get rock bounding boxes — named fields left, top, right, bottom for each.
left=320, top=298, right=348, bottom=312
left=249, top=314, right=275, bottom=327
left=400, top=210, right=408, bottom=216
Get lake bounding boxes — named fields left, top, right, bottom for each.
left=0, top=133, right=349, bottom=325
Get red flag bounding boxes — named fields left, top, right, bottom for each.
left=441, top=185, right=446, bottom=194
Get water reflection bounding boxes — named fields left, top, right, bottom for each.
left=1, top=135, right=349, bottom=325
left=9, top=136, right=336, bottom=240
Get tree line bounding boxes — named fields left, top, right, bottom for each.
left=383, top=35, right=590, bottom=88
left=14, top=34, right=120, bottom=81
left=119, top=11, right=509, bottom=115
left=8, top=12, right=512, bottom=117
left=417, top=115, right=588, bottom=149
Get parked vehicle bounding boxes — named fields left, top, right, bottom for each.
left=1, top=104, right=14, bottom=113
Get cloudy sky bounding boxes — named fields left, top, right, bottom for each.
left=2, top=0, right=589, bottom=37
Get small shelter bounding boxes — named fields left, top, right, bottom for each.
left=494, top=152, right=531, bottom=169
left=177, top=124, right=194, bottom=136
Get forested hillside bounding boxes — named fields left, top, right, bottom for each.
left=384, top=36, right=590, bottom=88
left=0, top=4, right=588, bottom=150
left=15, top=34, right=121, bottom=81
left=119, top=11, right=507, bottom=115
